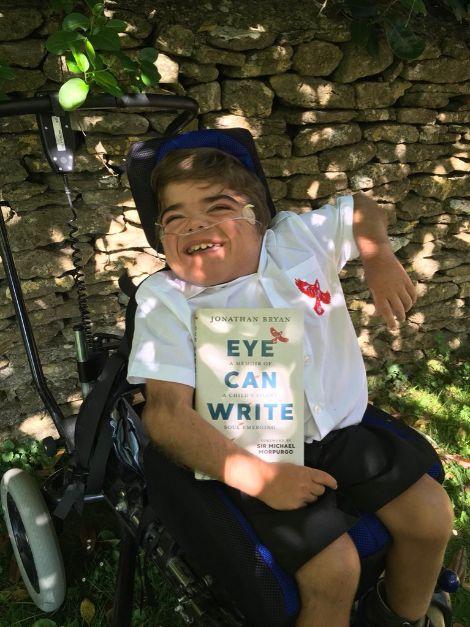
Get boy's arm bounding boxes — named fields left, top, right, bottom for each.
left=142, top=379, right=337, bottom=509
left=352, top=192, right=417, bottom=330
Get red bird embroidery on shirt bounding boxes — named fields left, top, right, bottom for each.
left=270, top=327, right=289, bottom=343
left=295, top=278, right=331, bottom=315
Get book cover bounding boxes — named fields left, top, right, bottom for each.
left=194, top=308, right=304, bottom=480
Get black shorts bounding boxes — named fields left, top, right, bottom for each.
left=221, top=404, right=443, bottom=574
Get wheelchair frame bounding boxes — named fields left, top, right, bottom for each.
left=0, top=91, right=245, bottom=626
left=0, top=92, right=458, bottom=627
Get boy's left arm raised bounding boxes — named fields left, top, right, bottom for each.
left=352, top=192, right=417, bottom=330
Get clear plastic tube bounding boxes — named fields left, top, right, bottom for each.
left=157, top=204, right=259, bottom=238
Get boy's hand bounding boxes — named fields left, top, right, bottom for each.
left=257, top=462, right=337, bottom=510
left=362, top=246, right=417, bottom=330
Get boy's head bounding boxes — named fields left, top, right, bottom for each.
left=150, top=148, right=272, bottom=287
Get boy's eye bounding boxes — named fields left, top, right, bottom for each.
left=208, top=205, right=234, bottom=213
left=163, top=214, right=183, bottom=225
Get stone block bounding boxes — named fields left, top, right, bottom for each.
left=363, top=124, right=419, bottom=143
left=401, top=58, right=470, bottom=83
left=2, top=69, right=46, bottom=94
left=293, top=124, right=362, bottom=155
left=410, top=175, right=470, bottom=200
left=270, top=74, right=355, bottom=109
left=349, top=164, right=410, bottom=191
left=221, top=80, right=274, bottom=117
left=73, top=112, right=149, bottom=135
left=318, top=142, right=376, bottom=172
left=222, top=45, right=292, bottom=77
left=206, top=26, right=275, bottom=51
left=156, top=53, right=179, bottom=83
left=363, top=180, right=411, bottom=203
left=354, top=109, right=396, bottom=122
left=155, top=24, right=195, bottom=57
left=398, top=92, right=450, bottom=108
left=354, top=80, right=411, bottom=109
left=260, top=156, right=319, bottom=177
left=280, top=109, right=356, bottom=125
left=193, top=44, right=245, bottom=66
left=333, top=38, right=393, bottom=83
left=0, top=39, right=45, bottom=68
left=419, top=125, right=461, bottom=144
left=292, top=41, right=343, bottom=76
left=287, top=173, right=348, bottom=199
left=180, top=62, right=218, bottom=83
left=396, top=108, right=438, bottom=124
left=375, top=142, right=450, bottom=163
left=267, top=178, right=287, bottom=201
left=437, top=111, right=470, bottom=124
left=0, top=8, right=43, bottom=40
left=187, top=82, right=221, bottom=114
left=397, top=194, right=443, bottom=219
left=255, top=135, right=291, bottom=158
left=202, top=113, right=285, bottom=137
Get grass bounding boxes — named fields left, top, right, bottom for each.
left=0, top=339, right=468, bottom=626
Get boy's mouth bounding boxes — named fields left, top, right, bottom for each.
left=185, top=241, right=223, bottom=255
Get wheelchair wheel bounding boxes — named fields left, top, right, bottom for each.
left=0, top=468, right=66, bottom=612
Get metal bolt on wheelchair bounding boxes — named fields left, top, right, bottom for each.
left=0, top=92, right=461, bottom=626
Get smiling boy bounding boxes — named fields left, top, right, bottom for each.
left=128, top=147, right=453, bottom=627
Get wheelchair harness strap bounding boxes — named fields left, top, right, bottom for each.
left=54, top=298, right=138, bottom=519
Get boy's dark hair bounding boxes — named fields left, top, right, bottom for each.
left=150, top=147, right=272, bottom=247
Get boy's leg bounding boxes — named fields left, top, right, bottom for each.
left=295, top=533, right=360, bottom=627
left=374, top=474, right=454, bottom=622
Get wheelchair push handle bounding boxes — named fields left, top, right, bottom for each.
left=0, top=92, right=199, bottom=135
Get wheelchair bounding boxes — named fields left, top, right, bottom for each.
left=0, top=91, right=460, bottom=626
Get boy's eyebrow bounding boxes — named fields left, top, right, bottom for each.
left=160, top=194, right=239, bottom=218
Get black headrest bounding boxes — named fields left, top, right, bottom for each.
left=126, top=127, right=276, bottom=250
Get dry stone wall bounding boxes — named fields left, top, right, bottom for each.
left=0, top=2, right=468, bottom=440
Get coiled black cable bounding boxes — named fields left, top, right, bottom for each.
left=62, top=173, right=93, bottom=351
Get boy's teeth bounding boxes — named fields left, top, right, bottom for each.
left=189, top=243, right=215, bottom=253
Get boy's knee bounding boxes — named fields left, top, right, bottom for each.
left=295, top=533, right=360, bottom=600
left=396, top=476, right=454, bottom=545
left=418, top=479, right=454, bottom=544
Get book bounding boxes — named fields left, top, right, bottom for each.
left=194, top=308, right=304, bottom=480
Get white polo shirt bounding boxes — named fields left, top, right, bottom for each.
left=128, top=195, right=368, bottom=442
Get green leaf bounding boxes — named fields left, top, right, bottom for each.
left=366, top=29, right=380, bottom=57
left=92, top=70, right=123, bottom=96
left=31, top=620, right=58, bottom=627
left=351, top=21, right=372, bottom=47
left=46, top=30, right=83, bottom=55
left=50, top=0, right=76, bottom=12
left=85, top=39, right=96, bottom=66
left=71, top=47, right=90, bottom=72
left=107, top=19, right=127, bottom=32
left=89, top=28, right=121, bottom=51
left=114, top=51, right=138, bottom=72
left=398, top=0, right=427, bottom=14
left=62, top=12, right=90, bottom=31
left=139, top=59, right=160, bottom=86
left=0, top=65, right=15, bottom=80
left=2, top=452, right=14, bottom=462
left=385, top=20, right=426, bottom=60
left=344, top=0, right=379, bottom=18
left=138, top=47, right=158, bottom=63
left=58, top=77, right=90, bottom=110
left=85, top=0, right=104, bottom=15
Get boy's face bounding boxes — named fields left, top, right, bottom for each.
left=159, top=180, right=263, bottom=286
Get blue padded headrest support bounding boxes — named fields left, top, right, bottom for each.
left=154, top=129, right=258, bottom=174
left=126, top=127, right=276, bottom=251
